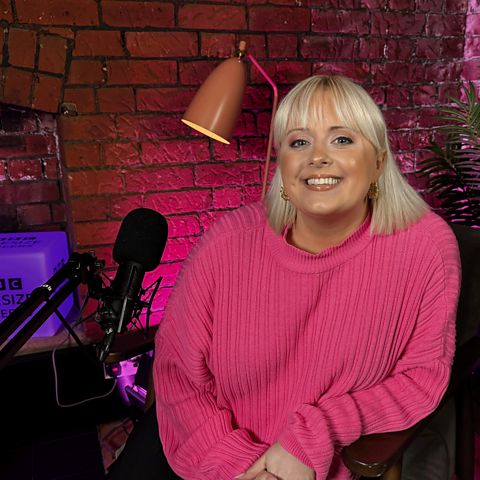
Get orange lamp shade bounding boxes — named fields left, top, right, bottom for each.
left=182, top=57, right=247, bottom=145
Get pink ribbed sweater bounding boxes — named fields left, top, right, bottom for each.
left=153, top=202, right=461, bottom=480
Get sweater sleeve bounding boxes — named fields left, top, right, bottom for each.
left=276, top=234, right=461, bottom=479
left=153, top=235, right=268, bottom=480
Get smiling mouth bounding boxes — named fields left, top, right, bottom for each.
left=306, top=178, right=342, bottom=186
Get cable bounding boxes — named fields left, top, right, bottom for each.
left=52, top=329, right=117, bottom=408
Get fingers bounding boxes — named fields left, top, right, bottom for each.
left=236, top=455, right=268, bottom=480
left=254, top=470, right=277, bottom=480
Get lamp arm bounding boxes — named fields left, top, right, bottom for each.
left=246, top=53, right=278, bottom=200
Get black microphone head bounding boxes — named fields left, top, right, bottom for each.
left=113, top=208, right=168, bottom=272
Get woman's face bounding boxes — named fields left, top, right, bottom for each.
left=279, top=93, right=385, bottom=227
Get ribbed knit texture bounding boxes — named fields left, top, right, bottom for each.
left=153, top=202, right=461, bottom=480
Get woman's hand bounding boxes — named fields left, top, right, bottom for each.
left=237, top=441, right=314, bottom=480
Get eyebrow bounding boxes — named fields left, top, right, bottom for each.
left=285, top=126, right=347, bottom=136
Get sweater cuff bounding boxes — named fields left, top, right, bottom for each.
left=277, top=427, right=315, bottom=470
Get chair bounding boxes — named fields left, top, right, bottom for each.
left=343, top=223, right=480, bottom=480
left=105, top=224, right=480, bottom=480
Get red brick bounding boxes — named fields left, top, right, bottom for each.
left=149, top=262, right=182, bottom=288
left=75, top=220, right=122, bottom=247
left=213, top=141, right=240, bottom=161
left=73, top=31, right=124, bottom=57
left=110, top=194, right=143, bottom=218
left=394, top=153, right=415, bottom=173
left=442, top=38, right=465, bottom=59
left=200, top=210, right=227, bottom=231
left=0, top=133, right=56, bottom=158
left=8, top=159, right=43, bottom=181
left=68, top=60, right=105, bottom=85
left=0, top=0, right=13, bottom=22
left=52, top=203, right=67, bottom=223
left=162, top=237, right=197, bottom=262
left=16, top=0, right=98, bottom=26
left=102, top=1, right=174, bottom=28
left=117, top=114, right=188, bottom=139
left=62, top=115, right=116, bottom=141
left=126, top=32, right=198, bottom=58
left=98, top=88, right=135, bottom=113
left=250, top=7, right=310, bottom=31
left=107, top=60, right=176, bottom=85
left=72, top=196, right=108, bottom=222
left=365, top=86, right=386, bottom=105
left=415, top=0, right=442, bottom=11
left=425, top=62, right=462, bottom=82
left=463, top=61, right=480, bottom=81
left=257, top=111, right=273, bottom=135
left=426, top=15, right=465, bottom=36
left=239, top=137, right=268, bottom=159
left=383, top=108, right=418, bottom=129
left=418, top=107, right=443, bottom=128
left=126, top=166, right=195, bottom=193
left=232, top=113, right=257, bottom=136
left=18, top=204, right=51, bottom=226
left=244, top=86, right=272, bottom=109
left=44, top=158, right=60, bottom=179
left=413, top=85, right=436, bottom=105
left=410, top=130, right=431, bottom=149
left=201, top=33, right=235, bottom=58
left=465, top=37, right=480, bottom=60
left=0, top=182, right=59, bottom=204
left=388, top=130, right=410, bottom=151
left=179, top=5, right=246, bottom=30
left=312, top=10, right=369, bottom=34
left=142, top=140, right=210, bottom=165
left=389, top=0, right=414, bottom=9
left=372, top=12, right=425, bottom=35
left=307, top=0, right=356, bottom=6
left=313, top=62, right=370, bottom=83
left=360, top=0, right=387, bottom=7
left=244, top=185, right=263, bottom=205
left=63, top=88, right=96, bottom=113
left=195, top=162, right=260, bottom=186
left=38, top=35, right=68, bottom=74
left=251, top=61, right=311, bottom=84
left=416, top=39, right=440, bottom=59
left=446, top=0, right=468, bottom=12
left=104, top=142, right=140, bottom=167
left=8, top=28, right=37, bottom=69
left=68, top=170, right=124, bottom=196
left=439, top=84, right=461, bottom=104
left=166, top=215, right=201, bottom=237
left=63, top=143, right=101, bottom=168
left=149, top=286, right=172, bottom=314
left=371, top=63, right=424, bottom=84
left=388, top=39, right=414, bottom=60
left=32, top=74, right=63, bottom=113
left=300, top=36, right=357, bottom=59
left=386, top=87, right=410, bottom=107
left=213, top=186, right=243, bottom=208
left=241, top=35, right=267, bottom=58
left=37, top=112, right=56, bottom=132
left=3, top=68, right=32, bottom=108
left=145, top=189, right=212, bottom=214
left=179, top=61, right=218, bottom=85
left=268, top=35, right=297, bottom=58
left=0, top=160, right=6, bottom=181
left=43, top=28, right=75, bottom=39
left=466, top=14, right=480, bottom=35
left=137, top=88, right=196, bottom=112
left=359, top=38, right=386, bottom=59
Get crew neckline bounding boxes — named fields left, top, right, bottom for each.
left=265, top=212, right=374, bottom=274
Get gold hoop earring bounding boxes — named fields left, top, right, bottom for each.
left=280, top=187, right=289, bottom=202
left=367, top=182, right=380, bottom=200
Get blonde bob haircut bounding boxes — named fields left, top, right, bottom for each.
left=266, top=75, right=428, bottom=236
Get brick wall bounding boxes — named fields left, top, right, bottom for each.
left=0, top=0, right=478, bottom=326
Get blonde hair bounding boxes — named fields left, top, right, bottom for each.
left=266, top=75, right=428, bottom=236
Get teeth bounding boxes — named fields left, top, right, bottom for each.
left=306, top=178, right=341, bottom=185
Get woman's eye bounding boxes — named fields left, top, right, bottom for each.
left=290, top=139, right=309, bottom=148
left=334, top=136, right=353, bottom=145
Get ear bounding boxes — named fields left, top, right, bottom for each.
left=374, top=149, right=386, bottom=182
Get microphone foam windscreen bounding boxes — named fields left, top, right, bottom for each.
left=113, top=208, right=168, bottom=272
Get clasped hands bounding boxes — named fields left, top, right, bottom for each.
left=236, top=441, right=315, bottom=480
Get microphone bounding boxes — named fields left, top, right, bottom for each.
left=97, top=208, right=168, bottom=362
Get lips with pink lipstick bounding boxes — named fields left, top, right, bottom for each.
left=304, top=175, right=343, bottom=191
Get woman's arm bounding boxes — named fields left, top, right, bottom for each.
left=154, top=237, right=269, bottom=480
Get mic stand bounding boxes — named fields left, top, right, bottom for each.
left=0, top=251, right=102, bottom=371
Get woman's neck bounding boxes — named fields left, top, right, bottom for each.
left=287, top=204, right=369, bottom=255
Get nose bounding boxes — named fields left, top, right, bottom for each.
left=309, top=144, right=331, bottom=166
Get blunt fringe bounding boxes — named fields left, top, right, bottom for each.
left=266, top=75, right=428, bottom=236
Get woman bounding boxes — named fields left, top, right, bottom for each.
left=153, top=75, right=461, bottom=480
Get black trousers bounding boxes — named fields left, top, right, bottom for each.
left=105, top=403, right=183, bottom=480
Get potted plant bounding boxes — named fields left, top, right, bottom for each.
left=417, top=80, right=480, bottom=226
